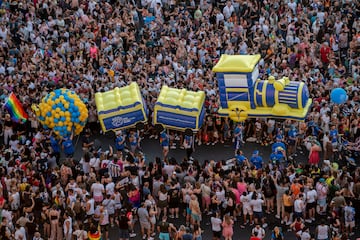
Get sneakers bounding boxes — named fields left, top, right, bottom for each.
left=286, top=221, right=292, bottom=225
left=130, top=233, right=136, bottom=238
left=262, top=223, right=268, bottom=228
left=170, top=145, right=176, bottom=149
left=148, top=237, right=154, bottom=240
left=149, top=135, right=155, bottom=139
left=305, top=219, right=312, bottom=223
left=142, top=235, right=146, bottom=240
left=151, top=233, right=156, bottom=237
left=275, top=215, right=280, bottom=219
left=311, top=217, right=315, bottom=221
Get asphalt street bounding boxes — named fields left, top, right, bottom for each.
left=70, top=133, right=359, bottom=240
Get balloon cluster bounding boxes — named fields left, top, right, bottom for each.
left=36, top=89, right=88, bottom=137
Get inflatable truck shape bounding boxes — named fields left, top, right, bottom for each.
left=153, top=86, right=206, bottom=132
left=212, top=54, right=312, bottom=122
left=95, top=82, right=148, bottom=132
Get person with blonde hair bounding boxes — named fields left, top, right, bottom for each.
left=222, top=214, right=234, bottom=240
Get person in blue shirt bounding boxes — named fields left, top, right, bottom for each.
left=234, top=150, right=249, bottom=166
left=160, top=129, right=169, bottom=160
left=329, top=125, right=338, bottom=146
left=270, top=147, right=286, bottom=166
left=62, top=132, right=74, bottom=158
left=115, top=130, right=126, bottom=154
left=50, top=133, right=61, bottom=165
left=250, top=150, right=263, bottom=170
left=129, top=129, right=140, bottom=154
left=272, top=136, right=287, bottom=153
left=233, top=122, right=244, bottom=153
left=287, top=125, right=298, bottom=158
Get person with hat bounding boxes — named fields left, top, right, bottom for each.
left=250, top=150, right=263, bottom=170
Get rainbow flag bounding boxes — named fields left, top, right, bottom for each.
left=3, top=93, right=28, bottom=122
left=88, top=230, right=101, bottom=240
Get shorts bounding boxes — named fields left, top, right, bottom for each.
left=100, top=224, right=109, bottom=232
left=158, top=199, right=168, bottom=208
left=202, top=196, right=211, bottom=206
left=345, top=221, right=355, bottom=228
left=243, top=206, right=253, bottom=215
left=267, top=127, right=274, bottom=134
left=306, top=202, right=316, bottom=210
left=317, top=198, right=326, bottom=207
left=94, top=195, right=103, bottom=203
left=294, top=212, right=303, bottom=219
left=119, top=229, right=130, bottom=239
left=162, top=146, right=169, bottom=150
left=253, top=211, right=263, bottom=219
left=140, top=221, right=151, bottom=230
left=285, top=206, right=293, bottom=213
left=213, top=231, right=221, bottom=238
left=186, top=207, right=191, bottom=215
left=191, top=213, right=201, bottom=222
left=159, top=232, right=170, bottom=240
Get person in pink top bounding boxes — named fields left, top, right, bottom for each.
left=237, top=178, right=247, bottom=196
left=316, top=178, right=329, bottom=215
left=222, top=215, right=234, bottom=240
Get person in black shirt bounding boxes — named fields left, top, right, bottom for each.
left=118, top=209, right=130, bottom=240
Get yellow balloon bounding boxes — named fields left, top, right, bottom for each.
left=59, top=95, right=64, bottom=100
left=47, top=100, right=53, bottom=106
left=51, top=110, right=56, bottom=116
left=55, top=99, right=60, bottom=104
left=56, top=108, right=61, bottom=113
left=58, top=121, right=63, bottom=127
left=59, top=112, right=65, bottom=117
left=55, top=114, right=60, bottom=119
left=64, top=103, right=69, bottom=109
left=65, top=112, right=70, bottom=117
left=67, top=126, right=72, bottom=132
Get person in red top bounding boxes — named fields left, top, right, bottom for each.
left=320, top=42, right=331, bottom=65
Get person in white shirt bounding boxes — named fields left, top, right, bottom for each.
left=251, top=224, right=266, bottom=239
left=293, top=194, right=305, bottom=219
left=210, top=211, right=222, bottom=240
left=300, top=227, right=311, bottom=240
left=315, top=220, right=331, bottom=240
left=240, top=192, right=253, bottom=227
left=15, top=224, right=27, bottom=240
left=305, top=185, right=317, bottom=222
left=91, top=179, right=105, bottom=203
left=222, top=1, right=234, bottom=20
left=63, top=211, right=73, bottom=240
left=250, top=192, right=267, bottom=228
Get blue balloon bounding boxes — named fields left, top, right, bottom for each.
left=46, top=112, right=51, bottom=117
left=61, top=117, right=66, bottom=122
left=54, top=119, right=59, bottom=123
left=52, top=105, right=57, bottom=109
left=330, top=88, right=347, bottom=104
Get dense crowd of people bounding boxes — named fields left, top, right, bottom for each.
left=0, top=0, right=360, bottom=240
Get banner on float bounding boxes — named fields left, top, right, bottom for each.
left=153, top=86, right=206, bottom=132
left=95, top=83, right=148, bottom=132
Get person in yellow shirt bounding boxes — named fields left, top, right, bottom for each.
left=283, top=190, right=293, bottom=225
